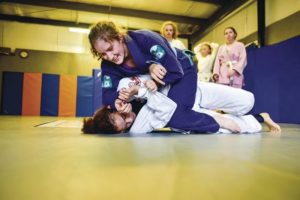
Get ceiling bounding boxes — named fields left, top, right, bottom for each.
left=0, top=0, right=249, bottom=43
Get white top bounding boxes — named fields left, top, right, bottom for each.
left=129, top=85, right=176, bottom=135
left=169, top=39, right=186, bottom=50
left=116, top=75, right=176, bottom=135
left=194, top=42, right=219, bottom=82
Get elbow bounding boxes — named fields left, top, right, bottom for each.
left=102, top=95, right=116, bottom=109
left=173, top=71, right=184, bottom=83
left=178, top=70, right=184, bottom=79
left=164, top=71, right=184, bottom=85
left=102, top=99, right=114, bottom=109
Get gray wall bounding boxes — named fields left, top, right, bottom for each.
left=241, top=11, right=300, bottom=45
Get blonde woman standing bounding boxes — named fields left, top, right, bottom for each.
left=160, top=21, right=186, bottom=50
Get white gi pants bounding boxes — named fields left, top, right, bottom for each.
left=193, top=82, right=261, bottom=133
left=194, top=81, right=254, bottom=116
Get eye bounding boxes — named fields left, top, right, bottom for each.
left=100, top=52, right=105, bottom=58
left=107, top=43, right=114, bottom=51
left=121, top=114, right=126, bottom=120
left=107, top=46, right=113, bottom=51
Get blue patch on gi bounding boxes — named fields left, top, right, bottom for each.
left=102, top=75, right=112, bottom=88
left=150, top=45, right=165, bottom=60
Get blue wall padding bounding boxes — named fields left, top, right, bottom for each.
left=93, top=69, right=102, bottom=113
left=244, top=35, right=300, bottom=123
left=76, top=76, right=93, bottom=117
left=1, top=72, right=23, bottom=115
left=41, top=74, right=59, bottom=116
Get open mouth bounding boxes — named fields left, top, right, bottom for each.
left=112, top=55, right=119, bottom=63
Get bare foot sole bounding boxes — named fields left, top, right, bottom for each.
left=260, top=112, right=281, bottom=133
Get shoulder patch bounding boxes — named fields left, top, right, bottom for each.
left=150, top=45, right=165, bottom=60
left=102, top=75, right=112, bottom=88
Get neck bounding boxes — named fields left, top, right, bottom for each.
left=226, top=40, right=235, bottom=45
left=166, top=37, right=173, bottom=42
left=120, top=41, right=135, bottom=67
left=124, top=53, right=136, bottom=68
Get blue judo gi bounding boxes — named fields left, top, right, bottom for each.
left=100, top=30, right=220, bottom=132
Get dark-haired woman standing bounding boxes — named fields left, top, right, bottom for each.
left=213, top=27, right=247, bottom=88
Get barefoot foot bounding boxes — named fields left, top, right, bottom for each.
left=260, top=112, right=281, bottom=133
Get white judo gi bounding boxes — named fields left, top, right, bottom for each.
left=194, top=42, right=219, bottom=82
left=192, top=81, right=261, bottom=133
left=117, top=75, right=261, bottom=135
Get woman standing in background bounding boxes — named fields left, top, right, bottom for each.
left=213, top=27, right=247, bottom=88
left=194, top=42, right=219, bottom=82
left=160, top=21, right=186, bottom=50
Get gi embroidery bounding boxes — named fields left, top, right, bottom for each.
left=150, top=45, right=165, bottom=60
left=102, top=75, right=112, bottom=88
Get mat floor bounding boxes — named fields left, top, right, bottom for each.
left=0, top=116, right=299, bottom=200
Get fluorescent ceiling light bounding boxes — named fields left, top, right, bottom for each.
left=69, top=27, right=90, bottom=34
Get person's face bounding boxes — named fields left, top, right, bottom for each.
left=110, top=111, right=136, bottom=132
left=224, top=28, right=236, bottom=43
left=163, top=25, right=174, bottom=40
left=200, top=45, right=211, bottom=57
left=93, top=37, right=127, bottom=65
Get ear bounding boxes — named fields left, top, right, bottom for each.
left=107, top=105, right=111, bottom=109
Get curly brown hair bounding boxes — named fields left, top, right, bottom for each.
left=82, top=107, right=119, bottom=134
left=88, top=21, right=127, bottom=60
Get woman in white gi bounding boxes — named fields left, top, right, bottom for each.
left=82, top=75, right=281, bottom=135
left=194, top=42, right=219, bottom=82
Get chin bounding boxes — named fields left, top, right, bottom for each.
left=115, top=60, right=123, bottom=65
left=115, top=55, right=125, bottom=65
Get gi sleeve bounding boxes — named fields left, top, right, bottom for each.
left=129, top=87, right=177, bottom=135
left=213, top=45, right=223, bottom=76
left=210, top=43, right=219, bottom=57
left=193, top=43, right=202, bottom=61
left=134, top=31, right=184, bottom=85
left=233, top=42, right=247, bottom=75
left=101, top=66, right=122, bottom=110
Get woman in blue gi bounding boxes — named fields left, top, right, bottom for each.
left=88, top=21, right=253, bottom=133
